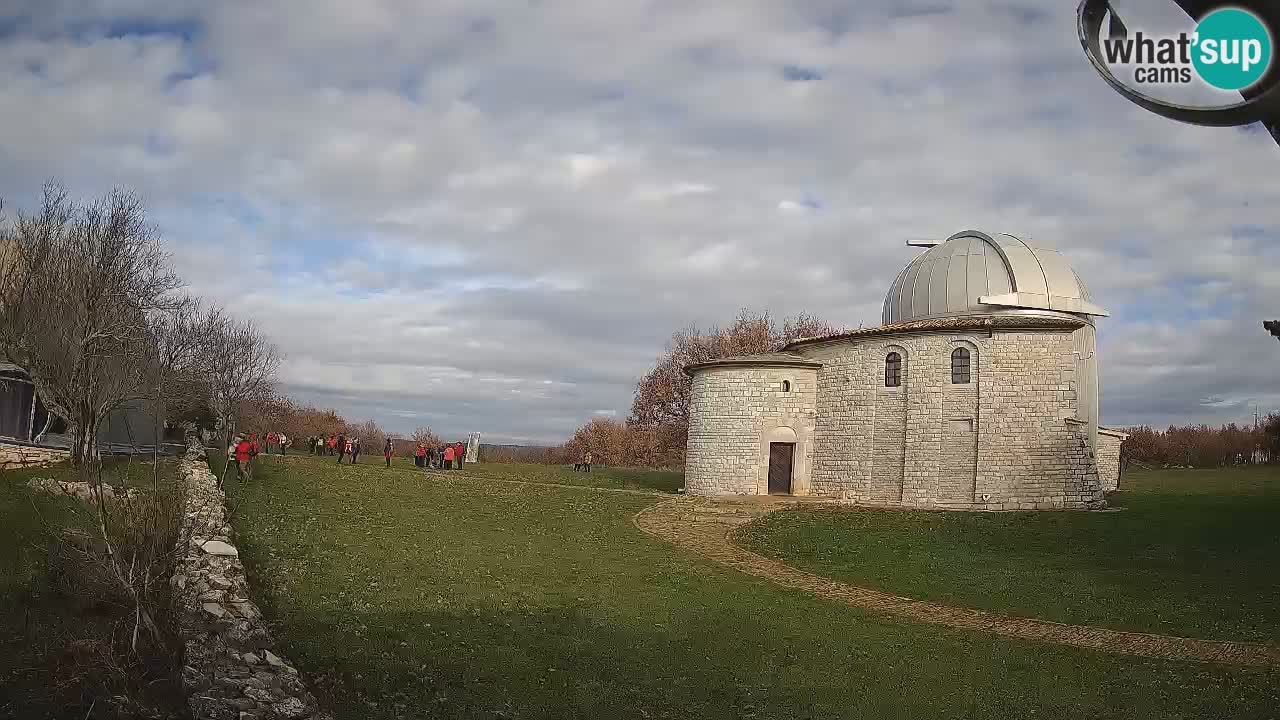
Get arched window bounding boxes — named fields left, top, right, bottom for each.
left=885, top=352, right=902, bottom=387
left=951, top=347, right=971, bottom=384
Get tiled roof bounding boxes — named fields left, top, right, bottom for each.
left=783, top=313, right=1086, bottom=350
left=684, top=352, right=823, bottom=376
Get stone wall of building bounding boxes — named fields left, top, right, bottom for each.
left=0, top=441, right=70, bottom=470
left=174, top=444, right=331, bottom=720
left=685, top=365, right=818, bottom=495
left=1096, top=429, right=1127, bottom=492
left=795, top=328, right=1105, bottom=509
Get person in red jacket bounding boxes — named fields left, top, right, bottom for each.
left=454, top=441, right=466, bottom=468
left=234, top=435, right=253, bottom=481
left=442, top=444, right=454, bottom=470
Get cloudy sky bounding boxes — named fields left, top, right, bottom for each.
left=1, top=0, right=1277, bottom=444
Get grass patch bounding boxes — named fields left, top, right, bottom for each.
left=273, top=451, right=683, bottom=494
left=741, top=465, right=1280, bottom=644
left=221, top=453, right=1278, bottom=719
left=0, top=456, right=186, bottom=719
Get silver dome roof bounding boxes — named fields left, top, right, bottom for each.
left=881, top=230, right=1108, bottom=325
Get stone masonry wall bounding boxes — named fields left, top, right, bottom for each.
left=0, top=441, right=70, bottom=470
left=685, top=366, right=817, bottom=495
left=174, top=444, right=332, bottom=720
left=1096, top=430, right=1125, bottom=492
left=797, top=328, right=1105, bottom=510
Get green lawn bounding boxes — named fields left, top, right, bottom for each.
left=741, top=466, right=1280, bottom=644
left=0, top=456, right=184, bottom=718
left=220, top=453, right=1279, bottom=719
left=277, top=451, right=683, bottom=494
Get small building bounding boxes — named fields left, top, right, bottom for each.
left=0, top=362, right=166, bottom=468
left=684, top=230, right=1126, bottom=510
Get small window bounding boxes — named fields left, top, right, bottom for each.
left=951, top=347, right=971, bottom=384
left=885, top=352, right=902, bottom=387
left=781, top=380, right=791, bottom=393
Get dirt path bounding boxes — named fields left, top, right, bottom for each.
left=633, top=495, right=1280, bottom=668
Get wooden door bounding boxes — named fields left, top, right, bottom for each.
left=768, top=443, right=794, bottom=495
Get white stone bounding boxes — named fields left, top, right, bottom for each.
left=202, top=540, right=238, bottom=556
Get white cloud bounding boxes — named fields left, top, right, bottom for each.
left=1, top=0, right=1278, bottom=442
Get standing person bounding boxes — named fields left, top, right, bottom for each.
left=454, top=441, right=466, bottom=467
left=351, top=437, right=361, bottom=464
left=336, top=433, right=347, bottom=464
left=327, top=435, right=336, bottom=455
left=384, top=438, right=393, bottom=468
left=280, top=434, right=289, bottom=455
left=414, top=443, right=426, bottom=468
left=583, top=450, right=593, bottom=473
left=235, top=435, right=253, bottom=482
left=442, top=444, right=454, bottom=470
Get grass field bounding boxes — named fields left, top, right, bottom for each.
left=218, top=453, right=1279, bottom=719
left=0, top=457, right=184, bottom=718
left=741, top=465, right=1280, bottom=644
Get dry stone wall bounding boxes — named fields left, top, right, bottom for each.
left=1096, top=429, right=1126, bottom=491
left=174, top=444, right=332, bottom=720
left=685, top=366, right=818, bottom=495
left=0, top=441, right=70, bottom=470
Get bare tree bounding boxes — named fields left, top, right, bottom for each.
left=143, top=297, right=222, bottom=497
left=205, top=314, right=279, bottom=484
left=0, top=183, right=182, bottom=473
left=412, top=425, right=442, bottom=447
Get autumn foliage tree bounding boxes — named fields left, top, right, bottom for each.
left=625, top=309, right=841, bottom=466
left=1121, top=418, right=1279, bottom=468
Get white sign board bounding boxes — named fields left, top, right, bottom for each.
left=465, top=432, right=481, bottom=463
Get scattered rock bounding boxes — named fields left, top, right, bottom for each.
left=243, top=687, right=276, bottom=703
left=203, top=602, right=228, bottom=619
left=202, top=540, right=239, bottom=556
left=243, top=652, right=261, bottom=665
left=262, top=650, right=286, bottom=669
left=208, top=574, right=233, bottom=589
left=232, top=602, right=261, bottom=620
left=271, top=697, right=309, bottom=719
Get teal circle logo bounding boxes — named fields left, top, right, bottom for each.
left=1192, top=8, right=1273, bottom=91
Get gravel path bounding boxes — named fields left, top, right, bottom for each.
left=633, top=495, right=1280, bottom=668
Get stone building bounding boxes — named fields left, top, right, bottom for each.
left=684, top=230, right=1127, bottom=510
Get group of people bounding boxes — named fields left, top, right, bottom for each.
left=413, top=440, right=468, bottom=470
left=300, top=434, right=471, bottom=470
left=573, top=451, right=593, bottom=473
left=304, top=433, right=367, bottom=464
left=263, top=431, right=291, bottom=454
left=228, top=432, right=262, bottom=481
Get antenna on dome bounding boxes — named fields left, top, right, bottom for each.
left=905, top=238, right=943, bottom=247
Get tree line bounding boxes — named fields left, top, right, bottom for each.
left=1123, top=419, right=1280, bottom=469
